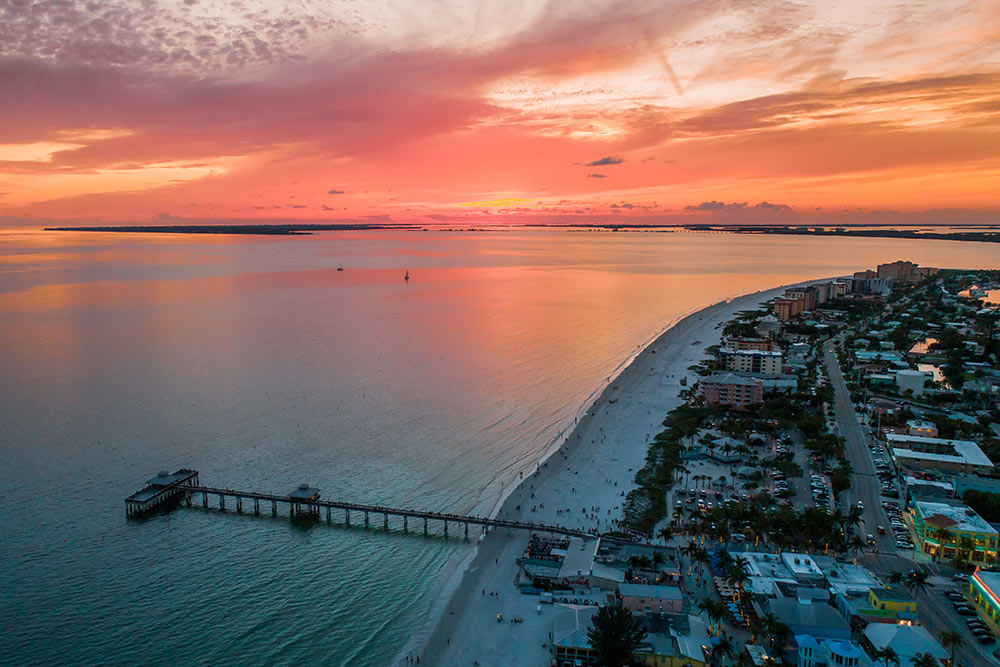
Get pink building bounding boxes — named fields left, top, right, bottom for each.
left=701, top=373, right=764, bottom=410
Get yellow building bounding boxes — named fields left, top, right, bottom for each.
left=867, top=585, right=917, bottom=622
left=910, top=500, right=999, bottom=565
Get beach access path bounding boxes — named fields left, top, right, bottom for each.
left=402, top=283, right=800, bottom=666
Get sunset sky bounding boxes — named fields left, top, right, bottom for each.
left=2, top=0, right=1000, bottom=226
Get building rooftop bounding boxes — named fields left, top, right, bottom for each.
left=703, top=373, right=763, bottom=387
left=871, top=584, right=914, bottom=603
left=888, top=434, right=993, bottom=467
left=821, top=561, right=883, bottom=595
left=558, top=537, right=600, bottom=579
left=914, top=500, right=997, bottom=534
left=973, top=568, right=1000, bottom=595
left=764, top=598, right=849, bottom=632
left=863, top=624, right=948, bottom=660
left=620, top=583, right=682, bottom=600
left=720, top=349, right=783, bottom=357
left=552, top=606, right=598, bottom=649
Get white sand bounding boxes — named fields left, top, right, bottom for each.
left=398, top=284, right=799, bottom=666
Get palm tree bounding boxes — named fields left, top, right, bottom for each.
left=714, top=634, right=735, bottom=667
left=874, top=646, right=899, bottom=666
left=939, top=629, right=964, bottom=666
left=657, top=526, right=672, bottom=545
left=757, top=612, right=778, bottom=646
left=909, top=653, right=939, bottom=667
left=904, top=570, right=933, bottom=599
left=934, top=527, right=955, bottom=560
left=888, top=571, right=904, bottom=585
left=768, top=620, right=792, bottom=652
left=693, top=548, right=711, bottom=585
left=846, top=506, right=864, bottom=533
left=652, top=549, right=665, bottom=570
left=849, top=534, right=867, bottom=564
left=586, top=603, right=647, bottom=667
left=726, top=557, right=751, bottom=603
left=682, top=540, right=699, bottom=575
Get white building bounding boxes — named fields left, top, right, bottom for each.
left=862, top=624, right=947, bottom=667
left=722, top=349, right=783, bottom=375
left=895, top=369, right=931, bottom=396
left=887, top=434, right=994, bottom=475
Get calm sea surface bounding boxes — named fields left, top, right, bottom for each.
left=1, top=228, right=996, bottom=665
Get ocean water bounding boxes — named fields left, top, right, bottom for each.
left=1, top=228, right=996, bottom=665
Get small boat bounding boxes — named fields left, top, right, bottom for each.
left=404, top=270, right=409, bottom=282
left=337, top=264, right=344, bottom=272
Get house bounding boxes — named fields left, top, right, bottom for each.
left=861, top=624, right=947, bottom=666
left=632, top=614, right=711, bottom=667
left=866, top=585, right=917, bottom=623
left=552, top=606, right=600, bottom=666
left=762, top=597, right=850, bottom=642
left=619, top=583, right=683, bottom=615
left=795, top=635, right=866, bottom=667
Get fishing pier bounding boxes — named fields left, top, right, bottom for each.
left=125, top=468, right=594, bottom=539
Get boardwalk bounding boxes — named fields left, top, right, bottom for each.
left=126, top=469, right=596, bottom=539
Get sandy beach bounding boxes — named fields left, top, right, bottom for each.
left=397, top=282, right=805, bottom=666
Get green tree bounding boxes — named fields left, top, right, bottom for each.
left=586, top=603, right=647, bottom=667
left=909, top=653, right=939, bottom=667
left=874, top=646, right=899, bottom=666
left=939, top=630, right=964, bottom=667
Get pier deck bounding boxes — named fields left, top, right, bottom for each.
left=126, top=469, right=595, bottom=539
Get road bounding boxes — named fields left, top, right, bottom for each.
left=822, top=340, right=896, bottom=553
left=826, top=340, right=998, bottom=665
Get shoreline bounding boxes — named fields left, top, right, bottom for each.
left=397, top=279, right=829, bottom=665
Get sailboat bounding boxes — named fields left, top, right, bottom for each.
left=404, top=270, right=410, bottom=282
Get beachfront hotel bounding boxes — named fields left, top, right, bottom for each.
left=720, top=348, right=783, bottom=375
left=908, top=500, right=999, bottom=564
left=700, top=373, right=764, bottom=410
left=772, top=297, right=804, bottom=322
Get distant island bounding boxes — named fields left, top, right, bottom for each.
left=45, top=223, right=422, bottom=235
left=685, top=225, right=1000, bottom=243
left=45, top=222, right=1000, bottom=242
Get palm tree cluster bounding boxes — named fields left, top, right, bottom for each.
left=678, top=499, right=863, bottom=555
